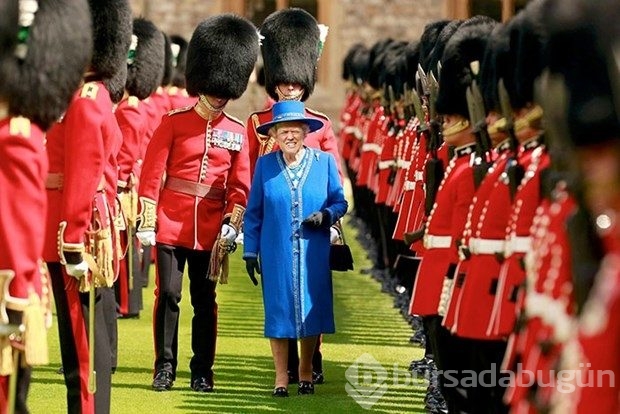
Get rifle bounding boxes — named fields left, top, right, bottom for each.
left=424, top=70, right=444, bottom=216
left=466, top=61, right=492, bottom=188
left=402, top=82, right=414, bottom=121
left=498, top=78, right=524, bottom=200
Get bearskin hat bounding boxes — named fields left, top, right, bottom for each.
left=125, top=18, right=165, bottom=100
left=161, top=32, right=173, bottom=87
left=350, top=46, right=370, bottom=86
left=1, top=0, right=92, bottom=129
left=512, top=0, right=549, bottom=109
left=88, top=0, right=132, bottom=94
left=419, top=20, right=451, bottom=71
left=383, top=49, right=408, bottom=101
left=426, top=20, right=463, bottom=78
left=402, top=41, right=420, bottom=89
left=186, top=14, right=259, bottom=100
left=368, top=40, right=406, bottom=90
left=436, top=18, right=498, bottom=118
left=169, top=34, right=188, bottom=88
left=544, top=0, right=620, bottom=147
left=342, top=43, right=366, bottom=81
left=479, top=23, right=512, bottom=112
left=0, top=1, right=18, bottom=67
left=260, top=8, right=321, bottom=102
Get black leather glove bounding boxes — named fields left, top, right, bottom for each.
left=302, top=211, right=326, bottom=227
left=244, top=257, right=261, bottom=286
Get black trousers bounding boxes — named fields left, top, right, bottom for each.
left=101, top=287, right=117, bottom=370
left=153, top=244, right=217, bottom=382
left=286, top=337, right=323, bottom=377
left=425, top=315, right=474, bottom=414
left=5, top=310, right=32, bottom=414
left=466, top=339, right=510, bottom=414
left=48, top=262, right=112, bottom=414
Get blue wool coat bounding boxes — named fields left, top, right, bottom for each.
left=243, top=148, right=348, bottom=338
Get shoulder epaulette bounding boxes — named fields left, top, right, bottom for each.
left=167, top=105, right=193, bottom=116
left=9, top=116, right=31, bottom=138
left=128, top=96, right=140, bottom=108
left=224, top=112, right=244, bottom=127
left=80, top=82, right=99, bottom=100
left=306, top=107, right=330, bottom=120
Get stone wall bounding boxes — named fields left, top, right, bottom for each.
left=129, top=0, right=446, bottom=125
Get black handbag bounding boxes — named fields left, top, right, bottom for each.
left=329, top=225, right=354, bottom=272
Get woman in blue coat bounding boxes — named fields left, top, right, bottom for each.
left=243, top=100, right=348, bottom=397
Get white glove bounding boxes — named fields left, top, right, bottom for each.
left=330, top=226, right=341, bottom=244
left=136, top=230, right=156, bottom=246
left=65, top=260, right=89, bottom=279
left=235, top=232, right=244, bottom=245
left=220, top=224, right=237, bottom=244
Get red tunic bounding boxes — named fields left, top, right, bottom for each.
left=356, top=104, right=384, bottom=188
left=409, top=144, right=476, bottom=316
left=490, top=146, right=550, bottom=337
left=150, top=86, right=172, bottom=117
left=115, top=96, right=149, bottom=186
left=375, top=117, right=403, bottom=205
left=451, top=140, right=540, bottom=340
left=392, top=129, right=426, bottom=241
left=0, top=116, right=47, bottom=301
left=339, top=93, right=363, bottom=162
left=388, top=119, right=416, bottom=211
left=246, top=105, right=343, bottom=181
left=139, top=106, right=250, bottom=250
left=504, top=186, right=576, bottom=412
left=44, top=81, right=122, bottom=263
left=552, top=251, right=620, bottom=414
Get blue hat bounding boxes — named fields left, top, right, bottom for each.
left=256, top=101, right=324, bottom=135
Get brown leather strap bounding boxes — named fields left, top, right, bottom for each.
left=45, top=173, right=64, bottom=189
left=164, top=176, right=225, bottom=200
left=46, top=173, right=105, bottom=191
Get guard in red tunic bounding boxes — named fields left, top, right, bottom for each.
left=245, top=8, right=340, bottom=385
left=535, top=3, right=620, bottom=412
left=42, top=1, right=132, bottom=412
left=410, top=19, right=497, bottom=414
left=0, top=2, right=92, bottom=412
left=246, top=8, right=342, bottom=181
left=136, top=14, right=258, bottom=393
left=115, top=18, right=166, bottom=319
left=451, top=10, right=549, bottom=414
left=488, top=5, right=551, bottom=342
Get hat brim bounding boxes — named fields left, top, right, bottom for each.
left=256, top=117, right=324, bottom=136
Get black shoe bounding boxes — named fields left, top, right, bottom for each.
left=152, top=370, right=174, bottom=391
left=298, top=381, right=315, bottom=395
left=272, top=387, right=289, bottom=397
left=312, top=371, right=324, bottom=384
left=191, top=376, right=214, bottom=393
left=118, top=313, right=140, bottom=319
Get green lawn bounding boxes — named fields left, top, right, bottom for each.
left=28, top=216, right=426, bottom=413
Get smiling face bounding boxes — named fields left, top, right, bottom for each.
left=274, top=121, right=308, bottom=158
